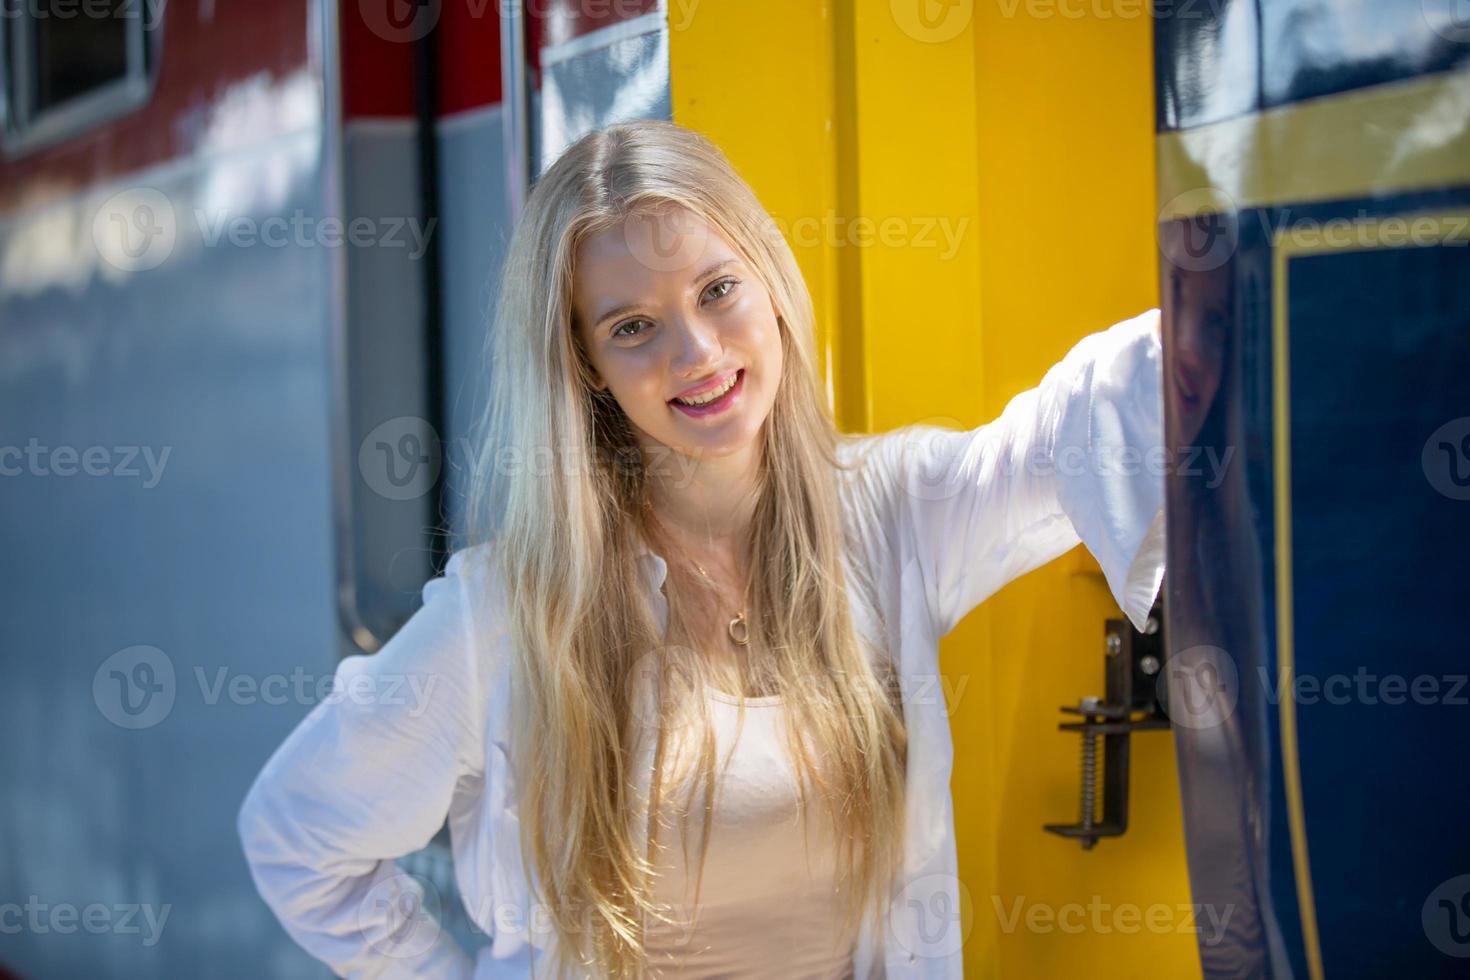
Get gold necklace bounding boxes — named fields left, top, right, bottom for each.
left=688, top=558, right=751, bottom=647
left=644, top=502, right=751, bottom=646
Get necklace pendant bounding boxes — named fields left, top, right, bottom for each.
left=728, top=612, right=750, bottom=646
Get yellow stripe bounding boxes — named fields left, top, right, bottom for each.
left=1271, top=208, right=1470, bottom=980
left=1270, top=253, right=1322, bottom=980
left=1161, top=67, right=1470, bottom=218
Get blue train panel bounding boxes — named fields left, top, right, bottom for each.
left=1156, top=2, right=1470, bottom=977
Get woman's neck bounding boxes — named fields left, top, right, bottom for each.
left=643, top=440, right=761, bottom=547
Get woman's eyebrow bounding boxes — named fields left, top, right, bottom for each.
left=592, top=259, right=739, bottom=330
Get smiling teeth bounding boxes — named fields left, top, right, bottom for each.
left=674, top=372, right=738, bottom=406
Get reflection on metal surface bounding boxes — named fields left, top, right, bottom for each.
left=1158, top=67, right=1470, bottom=218
left=538, top=22, right=671, bottom=175
left=0, top=70, right=321, bottom=299
left=1158, top=14, right=1470, bottom=974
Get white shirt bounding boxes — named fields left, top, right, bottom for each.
left=237, top=307, right=1167, bottom=979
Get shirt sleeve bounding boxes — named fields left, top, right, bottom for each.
left=236, top=549, right=487, bottom=979
left=876, top=307, right=1166, bottom=638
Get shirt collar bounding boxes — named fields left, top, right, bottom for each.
left=635, top=532, right=669, bottom=589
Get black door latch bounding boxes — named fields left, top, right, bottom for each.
left=1043, top=597, right=1170, bottom=849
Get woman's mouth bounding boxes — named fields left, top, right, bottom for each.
left=1173, top=358, right=1200, bottom=403
left=669, top=369, right=744, bottom=418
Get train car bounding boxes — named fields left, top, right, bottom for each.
left=0, top=0, right=670, bottom=974
left=2, top=0, right=1464, bottom=977
left=1156, top=3, right=1470, bottom=977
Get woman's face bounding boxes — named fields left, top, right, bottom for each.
left=1164, top=266, right=1229, bottom=447
left=572, top=205, right=784, bottom=462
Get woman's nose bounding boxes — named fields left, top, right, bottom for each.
left=670, top=315, right=722, bottom=376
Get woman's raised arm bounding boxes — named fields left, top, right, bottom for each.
left=236, top=548, right=488, bottom=979
left=871, top=308, right=1166, bottom=639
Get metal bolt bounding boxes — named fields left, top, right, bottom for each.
left=1140, top=655, right=1160, bottom=676
left=1144, top=616, right=1160, bottom=635
left=1080, top=729, right=1098, bottom=848
left=1105, top=634, right=1121, bottom=657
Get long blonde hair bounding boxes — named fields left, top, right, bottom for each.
left=462, top=120, right=906, bottom=978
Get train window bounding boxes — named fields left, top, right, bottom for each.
left=1, top=0, right=158, bottom=157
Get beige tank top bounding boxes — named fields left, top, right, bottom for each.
left=639, top=686, right=857, bottom=979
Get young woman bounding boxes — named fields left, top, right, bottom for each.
left=238, top=120, right=1167, bottom=980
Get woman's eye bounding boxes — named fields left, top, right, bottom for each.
left=611, top=318, right=651, bottom=339
left=704, top=277, right=739, bottom=302
left=609, top=281, right=736, bottom=338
